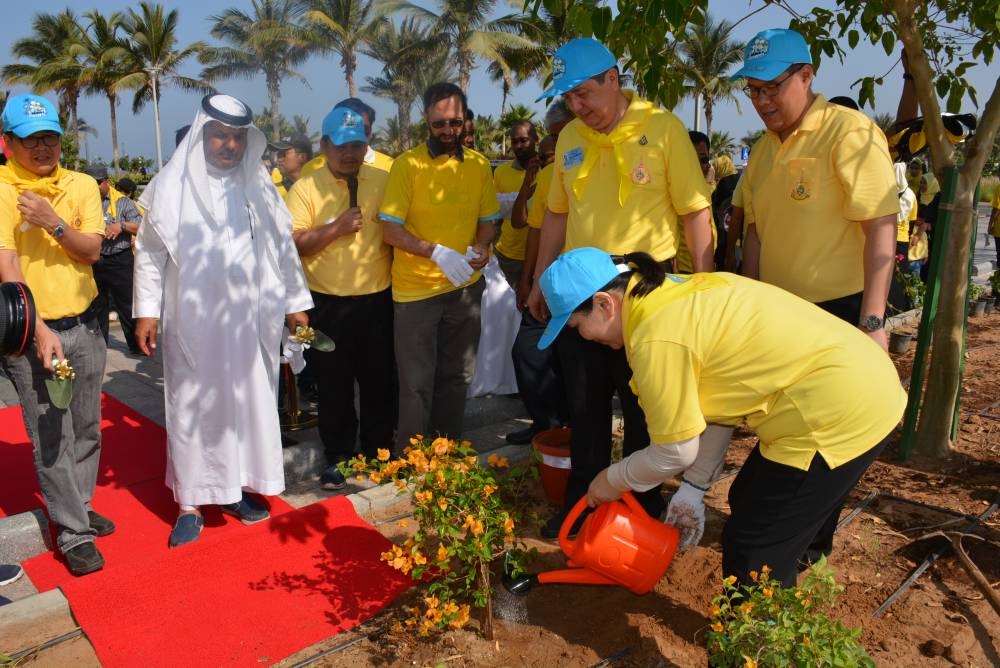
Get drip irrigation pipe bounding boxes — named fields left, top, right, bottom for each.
left=591, top=645, right=634, bottom=667
left=8, top=628, right=84, bottom=661
left=873, top=492, right=1000, bottom=618
left=836, top=489, right=879, bottom=531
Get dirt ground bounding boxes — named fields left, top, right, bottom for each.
left=304, top=315, right=1000, bottom=667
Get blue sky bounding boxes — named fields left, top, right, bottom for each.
left=3, top=1, right=995, bottom=164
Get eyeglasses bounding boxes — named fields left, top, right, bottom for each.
left=430, top=119, right=464, bottom=130
left=742, top=65, right=805, bottom=99
left=16, top=134, right=61, bottom=149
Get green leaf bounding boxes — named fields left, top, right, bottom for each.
left=847, top=29, right=859, bottom=49
left=880, top=32, right=895, bottom=56
left=45, top=377, right=73, bottom=410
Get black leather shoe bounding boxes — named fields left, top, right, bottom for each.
left=505, top=426, right=540, bottom=445
left=88, top=511, right=116, bottom=537
left=65, top=542, right=104, bottom=576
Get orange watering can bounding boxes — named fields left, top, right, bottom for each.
left=504, top=492, right=680, bottom=596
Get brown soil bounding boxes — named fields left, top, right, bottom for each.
left=298, top=316, right=1000, bottom=668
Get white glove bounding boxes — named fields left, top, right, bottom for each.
left=665, top=480, right=707, bottom=552
left=431, top=244, right=474, bottom=286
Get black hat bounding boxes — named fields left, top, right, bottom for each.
left=268, top=133, right=313, bottom=155
left=117, top=177, right=137, bottom=195
left=84, top=164, right=109, bottom=181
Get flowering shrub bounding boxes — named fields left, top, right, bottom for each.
left=892, top=255, right=925, bottom=312
left=706, top=557, right=874, bottom=667
left=340, top=436, right=537, bottom=639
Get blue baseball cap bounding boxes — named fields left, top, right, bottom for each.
left=322, top=107, right=367, bottom=146
left=729, top=29, right=812, bottom=82
left=1, top=94, right=63, bottom=138
left=536, top=38, right=617, bottom=102
left=538, top=248, right=628, bottom=350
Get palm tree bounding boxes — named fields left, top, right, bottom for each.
left=362, top=17, right=452, bottom=150
left=393, top=0, right=538, bottom=94
left=872, top=112, right=895, bottom=135
left=302, top=0, right=387, bottom=97
left=372, top=115, right=405, bottom=155
left=676, top=14, right=743, bottom=136
left=201, top=0, right=317, bottom=142
left=740, top=129, right=765, bottom=148
left=76, top=11, right=146, bottom=176
left=708, top=130, right=736, bottom=158
left=2, top=10, right=87, bottom=166
left=124, top=2, right=210, bottom=168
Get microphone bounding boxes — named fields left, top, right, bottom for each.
left=347, top=176, right=358, bottom=209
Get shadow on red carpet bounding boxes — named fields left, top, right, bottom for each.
left=0, top=395, right=413, bottom=666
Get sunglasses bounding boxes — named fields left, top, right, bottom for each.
left=430, top=119, right=465, bottom=130
left=17, top=134, right=61, bottom=149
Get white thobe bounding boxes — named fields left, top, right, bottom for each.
left=134, top=168, right=312, bottom=506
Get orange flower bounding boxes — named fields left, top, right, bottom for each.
left=749, top=570, right=759, bottom=581
left=760, top=565, right=770, bottom=574
left=414, top=490, right=432, bottom=504
left=504, top=516, right=515, bottom=534
left=740, top=602, right=755, bottom=615
left=709, top=604, right=721, bottom=617
left=762, top=588, right=773, bottom=599
left=711, top=621, right=724, bottom=633
left=437, top=497, right=448, bottom=511
left=802, top=636, right=811, bottom=645
left=743, top=658, right=757, bottom=668
left=377, top=448, right=391, bottom=461
left=723, top=575, right=738, bottom=587
left=432, top=437, right=451, bottom=455
left=436, top=545, right=449, bottom=562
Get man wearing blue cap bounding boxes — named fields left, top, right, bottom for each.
left=527, top=38, right=715, bottom=536
left=0, top=94, right=111, bottom=575
left=731, top=28, right=898, bottom=350
left=287, top=107, right=395, bottom=489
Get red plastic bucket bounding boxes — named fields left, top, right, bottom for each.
left=533, top=427, right=571, bottom=506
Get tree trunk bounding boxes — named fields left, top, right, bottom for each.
left=479, top=559, right=493, bottom=641
left=398, top=100, right=412, bottom=151
left=268, top=73, right=281, bottom=142
left=345, top=50, right=357, bottom=98
left=69, top=94, right=81, bottom=171
left=704, top=95, right=713, bottom=138
left=693, top=93, right=701, bottom=132
left=108, top=92, right=120, bottom=177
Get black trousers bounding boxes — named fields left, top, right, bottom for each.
left=814, top=290, right=863, bottom=326
left=722, top=431, right=891, bottom=587
left=92, top=249, right=138, bottom=351
left=554, top=326, right=665, bottom=519
left=511, top=311, right=566, bottom=431
left=309, top=288, right=396, bottom=465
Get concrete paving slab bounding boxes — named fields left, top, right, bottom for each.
left=0, top=589, right=78, bottom=656
left=0, top=510, right=50, bottom=563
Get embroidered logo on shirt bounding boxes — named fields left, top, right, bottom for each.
left=638, top=135, right=648, bottom=146
left=791, top=173, right=810, bottom=200
left=563, top=147, right=584, bottom=169
left=631, top=160, right=651, bottom=185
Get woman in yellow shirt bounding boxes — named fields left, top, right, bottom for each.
left=537, top=248, right=906, bottom=586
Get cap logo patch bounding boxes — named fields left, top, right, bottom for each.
left=552, top=57, right=566, bottom=79
left=748, top=36, right=770, bottom=60
left=342, top=112, right=359, bottom=128
left=24, top=99, right=48, bottom=118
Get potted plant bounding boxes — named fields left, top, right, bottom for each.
left=990, top=270, right=1000, bottom=309
left=888, top=330, right=914, bottom=354
left=968, top=284, right=986, bottom=316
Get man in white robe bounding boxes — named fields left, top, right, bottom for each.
left=133, top=94, right=313, bottom=547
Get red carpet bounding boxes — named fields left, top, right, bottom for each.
left=0, top=397, right=413, bottom=665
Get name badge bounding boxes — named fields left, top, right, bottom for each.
left=563, top=147, right=584, bottom=169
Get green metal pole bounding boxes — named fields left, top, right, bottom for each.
left=950, top=182, right=981, bottom=440
left=898, top=166, right=959, bottom=460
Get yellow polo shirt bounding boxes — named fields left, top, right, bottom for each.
left=527, top=164, right=554, bottom=230
left=287, top=163, right=391, bottom=296
left=0, top=160, right=103, bottom=319
left=622, top=272, right=906, bottom=471
left=674, top=209, right=718, bottom=273
left=302, top=149, right=394, bottom=178
left=378, top=144, right=500, bottom=302
left=548, top=91, right=711, bottom=259
left=742, top=96, right=899, bottom=302
left=493, top=160, right=528, bottom=261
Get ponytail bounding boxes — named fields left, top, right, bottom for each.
left=623, top=251, right=666, bottom=298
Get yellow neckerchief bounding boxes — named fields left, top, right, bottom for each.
left=622, top=272, right=731, bottom=344
left=0, top=157, right=65, bottom=199
left=920, top=173, right=940, bottom=206
left=106, top=185, right=125, bottom=219
left=571, top=90, right=654, bottom=207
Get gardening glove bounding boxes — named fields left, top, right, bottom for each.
left=665, top=480, right=706, bottom=552
left=431, top=244, right=474, bottom=287
left=586, top=468, right=629, bottom=507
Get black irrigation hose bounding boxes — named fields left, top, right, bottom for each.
left=287, top=633, right=370, bottom=668
left=873, top=492, right=1000, bottom=618
left=591, top=645, right=634, bottom=668
left=836, top=489, right=879, bottom=532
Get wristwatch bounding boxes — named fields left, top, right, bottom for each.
left=51, top=221, right=66, bottom=239
left=858, top=314, right=885, bottom=332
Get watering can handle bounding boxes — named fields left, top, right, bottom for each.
left=559, top=491, right=640, bottom=554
